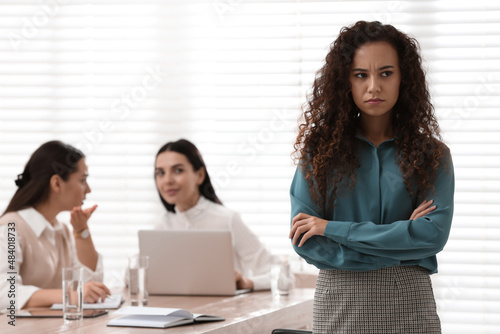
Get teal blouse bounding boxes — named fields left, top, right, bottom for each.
left=290, top=134, right=454, bottom=274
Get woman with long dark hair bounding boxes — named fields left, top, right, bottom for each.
left=289, top=21, right=454, bottom=333
left=0, top=141, right=109, bottom=310
left=154, top=139, right=277, bottom=290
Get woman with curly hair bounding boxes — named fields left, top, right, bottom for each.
left=289, top=21, right=454, bottom=333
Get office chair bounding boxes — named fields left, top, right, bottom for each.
left=271, top=330, right=312, bottom=334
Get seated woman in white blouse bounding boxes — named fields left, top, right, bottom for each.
left=0, top=140, right=110, bottom=311
left=154, top=139, right=278, bottom=291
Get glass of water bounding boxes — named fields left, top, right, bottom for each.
left=62, top=267, right=84, bottom=322
left=128, top=255, right=149, bottom=306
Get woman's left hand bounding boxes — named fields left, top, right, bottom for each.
left=234, top=270, right=254, bottom=290
left=70, top=205, right=98, bottom=232
left=289, top=212, right=328, bottom=247
left=83, top=281, right=111, bottom=303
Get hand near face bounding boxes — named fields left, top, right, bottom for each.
left=289, top=213, right=328, bottom=247
left=70, top=205, right=98, bottom=232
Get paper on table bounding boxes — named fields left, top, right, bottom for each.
left=51, top=294, right=123, bottom=310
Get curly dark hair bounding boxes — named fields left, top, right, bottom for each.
left=293, top=21, right=445, bottom=206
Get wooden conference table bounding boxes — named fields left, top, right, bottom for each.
left=6, top=288, right=314, bottom=334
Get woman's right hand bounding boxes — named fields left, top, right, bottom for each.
left=410, top=199, right=436, bottom=220
left=83, top=281, right=111, bottom=303
left=234, top=270, right=254, bottom=290
left=289, top=212, right=328, bottom=247
left=70, top=205, right=98, bottom=233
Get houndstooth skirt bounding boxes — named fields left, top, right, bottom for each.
left=313, top=265, right=441, bottom=334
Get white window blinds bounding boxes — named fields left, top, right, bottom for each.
left=0, top=1, right=499, bottom=332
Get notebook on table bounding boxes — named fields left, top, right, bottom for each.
left=107, top=306, right=224, bottom=328
left=138, top=229, right=250, bottom=296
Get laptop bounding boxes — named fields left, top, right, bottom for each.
left=138, top=230, right=249, bottom=296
